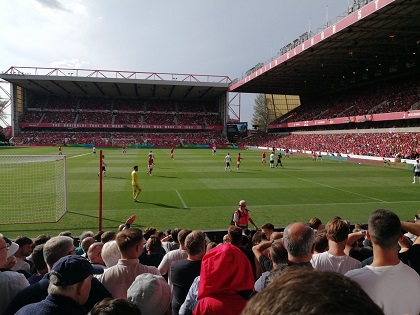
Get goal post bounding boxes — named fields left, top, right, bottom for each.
left=0, top=155, right=68, bottom=224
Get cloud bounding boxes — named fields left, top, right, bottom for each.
left=35, top=0, right=71, bottom=12
left=49, top=59, right=89, bottom=69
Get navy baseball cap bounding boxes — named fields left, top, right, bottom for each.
left=49, top=255, right=104, bottom=286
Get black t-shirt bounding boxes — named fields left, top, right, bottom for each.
left=239, top=247, right=257, bottom=280
left=259, top=255, right=273, bottom=272
left=399, top=244, right=420, bottom=275
left=170, top=259, right=201, bottom=315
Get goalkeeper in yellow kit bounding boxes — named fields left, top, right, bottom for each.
left=131, top=165, right=141, bottom=203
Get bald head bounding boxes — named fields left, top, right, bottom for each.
left=87, top=242, right=105, bottom=265
left=283, top=222, right=315, bottom=263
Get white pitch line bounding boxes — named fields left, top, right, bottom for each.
left=67, top=153, right=91, bottom=159
left=175, top=189, right=188, bottom=208
left=297, top=177, right=387, bottom=203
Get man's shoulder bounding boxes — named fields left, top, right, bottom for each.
left=139, top=263, right=160, bottom=275
left=171, top=258, right=190, bottom=268
left=4, top=279, right=48, bottom=315
left=311, top=251, right=329, bottom=261
left=0, top=270, right=28, bottom=282
left=344, top=265, right=368, bottom=278
left=165, top=249, right=187, bottom=259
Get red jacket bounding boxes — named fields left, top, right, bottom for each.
left=193, top=244, right=254, bottom=315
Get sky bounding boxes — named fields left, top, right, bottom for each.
left=0, top=0, right=350, bottom=127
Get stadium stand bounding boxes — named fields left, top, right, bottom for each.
left=11, top=94, right=227, bottom=147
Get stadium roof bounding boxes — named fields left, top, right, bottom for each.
left=0, top=69, right=231, bottom=101
left=229, top=0, right=420, bottom=97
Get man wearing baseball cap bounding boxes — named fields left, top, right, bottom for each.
left=16, top=255, right=103, bottom=315
left=0, top=234, right=29, bottom=314
left=5, top=236, right=112, bottom=315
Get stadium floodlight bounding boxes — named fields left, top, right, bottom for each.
left=0, top=155, right=67, bottom=224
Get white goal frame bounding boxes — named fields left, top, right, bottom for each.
left=0, top=155, right=68, bottom=224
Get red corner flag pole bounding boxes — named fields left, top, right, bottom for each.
left=98, top=150, right=103, bottom=232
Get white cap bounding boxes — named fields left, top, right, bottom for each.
left=4, top=237, right=19, bottom=258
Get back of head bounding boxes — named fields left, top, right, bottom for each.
left=146, top=236, right=162, bottom=254
left=79, top=231, right=94, bottom=243
left=206, top=242, right=217, bottom=252
left=59, top=231, right=73, bottom=237
left=242, top=267, right=384, bottom=315
left=102, top=240, right=121, bottom=267
left=314, top=232, right=328, bottom=253
left=144, top=227, right=157, bottom=240
left=44, top=236, right=75, bottom=269
left=94, top=231, right=104, bottom=242
left=325, top=218, right=349, bottom=243
left=185, top=230, right=206, bottom=256
left=15, top=236, right=33, bottom=248
left=116, top=228, right=143, bottom=253
left=101, top=231, right=116, bottom=243
left=33, top=234, right=51, bottom=248
left=283, top=222, right=315, bottom=259
left=177, top=229, right=192, bottom=246
left=368, top=209, right=401, bottom=250
left=252, top=231, right=264, bottom=244
left=81, top=237, right=96, bottom=254
left=261, top=223, right=274, bottom=232
left=170, top=228, right=181, bottom=243
left=228, top=225, right=243, bottom=246
left=127, top=273, right=171, bottom=315
left=270, top=240, right=288, bottom=266
left=90, top=298, right=140, bottom=315
left=87, top=242, right=104, bottom=262
left=31, top=244, right=47, bottom=273
left=308, top=217, right=322, bottom=230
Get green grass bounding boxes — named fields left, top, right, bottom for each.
left=0, top=146, right=418, bottom=238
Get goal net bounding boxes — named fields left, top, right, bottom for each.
left=0, top=155, right=68, bottom=224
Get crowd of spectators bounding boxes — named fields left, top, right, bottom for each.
left=18, top=96, right=222, bottom=130
left=143, top=113, right=176, bottom=125
left=77, top=112, right=113, bottom=124
left=240, top=131, right=420, bottom=158
left=19, top=111, right=45, bottom=123
left=272, top=77, right=420, bottom=125
left=1, top=208, right=420, bottom=314
left=12, top=131, right=228, bottom=147
left=42, top=96, right=78, bottom=110
left=175, top=114, right=204, bottom=126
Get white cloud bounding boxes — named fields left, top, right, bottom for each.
left=49, top=59, right=89, bottom=69
left=34, top=0, right=71, bottom=13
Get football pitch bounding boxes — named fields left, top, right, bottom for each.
left=0, top=146, right=418, bottom=238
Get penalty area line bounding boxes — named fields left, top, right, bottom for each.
left=175, top=189, right=188, bottom=209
